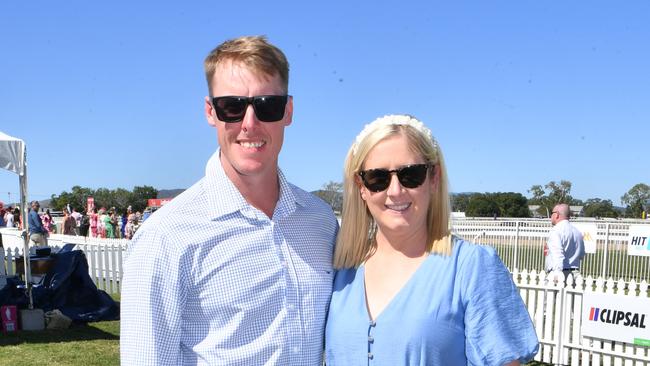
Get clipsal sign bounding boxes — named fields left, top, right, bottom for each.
left=582, top=292, right=650, bottom=347
left=588, top=307, right=646, bottom=328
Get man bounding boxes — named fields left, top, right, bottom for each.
left=71, top=207, right=83, bottom=235
left=28, top=201, right=48, bottom=246
left=121, top=36, right=338, bottom=365
left=545, top=203, right=585, bottom=283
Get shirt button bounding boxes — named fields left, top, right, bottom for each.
left=293, top=347, right=299, bottom=353
left=368, top=336, right=374, bottom=343
left=280, top=261, right=288, bottom=268
left=368, top=352, right=374, bottom=359
left=287, top=304, right=295, bottom=310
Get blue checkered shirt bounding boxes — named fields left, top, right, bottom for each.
left=120, top=151, right=338, bottom=365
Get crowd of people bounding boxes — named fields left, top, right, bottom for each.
left=0, top=203, right=21, bottom=229
left=0, top=201, right=142, bottom=241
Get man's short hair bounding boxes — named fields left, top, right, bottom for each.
left=204, top=35, right=289, bottom=94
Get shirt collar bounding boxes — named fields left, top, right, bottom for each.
left=203, top=149, right=305, bottom=220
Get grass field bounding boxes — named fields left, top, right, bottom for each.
left=0, top=307, right=549, bottom=366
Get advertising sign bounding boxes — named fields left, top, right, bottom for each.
left=582, top=291, right=650, bottom=346
left=628, top=225, right=650, bottom=257
left=147, top=198, right=172, bottom=208
left=572, top=222, right=598, bottom=254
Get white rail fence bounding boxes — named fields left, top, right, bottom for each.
left=3, top=219, right=650, bottom=363
left=453, top=218, right=650, bottom=283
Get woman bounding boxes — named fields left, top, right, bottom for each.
left=42, top=209, right=55, bottom=235
left=90, top=207, right=99, bottom=237
left=325, top=115, right=538, bottom=365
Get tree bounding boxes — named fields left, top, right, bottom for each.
left=131, top=185, right=158, bottom=213
left=492, top=192, right=531, bottom=218
left=465, top=194, right=499, bottom=217
left=621, top=183, right=650, bottom=218
left=314, top=181, right=343, bottom=213
left=49, top=185, right=94, bottom=212
left=464, top=192, right=530, bottom=218
left=528, top=180, right=581, bottom=217
left=49, top=185, right=158, bottom=214
left=582, top=198, right=619, bottom=218
left=451, top=193, right=475, bottom=213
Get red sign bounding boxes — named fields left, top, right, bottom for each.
left=147, top=198, right=172, bottom=207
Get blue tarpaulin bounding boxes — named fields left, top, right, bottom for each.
left=0, top=248, right=119, bottom=322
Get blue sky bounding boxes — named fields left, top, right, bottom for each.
left=1, top=1, right=648, bottom=207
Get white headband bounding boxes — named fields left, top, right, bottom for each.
left=352, top=114, right=437, bottom=155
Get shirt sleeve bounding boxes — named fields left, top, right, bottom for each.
left=120, top=227, right=188, bottom=365
left=461, top=245, right=539, bottom=366
left=547, top=229, right=565, bottom=272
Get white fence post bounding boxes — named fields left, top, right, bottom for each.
left=602, top=222, right=610, bottom=279
left=514, top=220, right=520, bottom=270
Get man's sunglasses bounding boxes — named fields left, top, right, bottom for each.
left=211, top=95, right=289, bottom=123
left=358, top=163, right=432, bottom=193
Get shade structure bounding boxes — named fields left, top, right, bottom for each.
left=0, top=130, right=33, bottom=308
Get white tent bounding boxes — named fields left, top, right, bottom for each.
left=0, top=130, right=34, bottom=309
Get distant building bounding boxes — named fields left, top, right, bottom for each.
left=527, top=205, right=583, bottom=218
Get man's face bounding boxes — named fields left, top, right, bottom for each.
left=31, top=203, right=39, bottom=211
left=205, top=61, right=292, bottom=182
left=550, top=207, right=559, bottom=225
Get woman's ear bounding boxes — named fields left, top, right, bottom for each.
left=355, top=175, right=368, bottom=201
left=430, top=164, right=440, bottom=190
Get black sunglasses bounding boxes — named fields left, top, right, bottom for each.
left=211, top=95, right=289, bottom=123
left=358, top=163, right=431, bottom=193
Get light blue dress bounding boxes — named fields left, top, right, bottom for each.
left=325, top=238, right=539, bottom=365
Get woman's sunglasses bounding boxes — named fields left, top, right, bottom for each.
left=211, top=95, right=289, bottom=123
left=358, top=163, right=432, bottom=193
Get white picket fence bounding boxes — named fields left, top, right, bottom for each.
left=514, top=270, right=650, bottom=365
left=3, top=219, right=650, bottom=363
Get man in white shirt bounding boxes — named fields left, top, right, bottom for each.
left=545, top=203, right=585, bottom=284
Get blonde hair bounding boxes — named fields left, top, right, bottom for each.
left=204, top=35, right=289, bottom=93
left=333, top=115, right=452, bottom=269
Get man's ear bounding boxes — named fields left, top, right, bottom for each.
left=284, top=95, right=293, bottom=126
left=205, top=96, right=218, bottom=127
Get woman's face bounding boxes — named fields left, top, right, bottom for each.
left=359, top=134, right=436, bottom=239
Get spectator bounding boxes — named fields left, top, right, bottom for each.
left=28, top=201, right=48, bottom=246
left=42, top=209, right=55, bottom=235
left=545, top=203, right=586, bottom=284
left=13, top=207, right=21, bottom=230
left=63, top=209, right=77, bottom=235
left=71, top=208, right=83, bottom=235
left=90, top=207, right=99, bottom=238
left=0, top=202, right=5, bottom=227
left=4, top=206, right=15, bottom=228
left=98, top=208, right=107, bottom=238
left=80, top=211, right=90, bottom=237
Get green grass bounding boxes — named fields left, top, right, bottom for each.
left=0, top=294, right=548, bottom=365
left=0, top=320, right=120, bottom=366
left=0, top=295, right=120, bottom=366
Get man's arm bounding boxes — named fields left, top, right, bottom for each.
left=547, top=230, right=565, bottom=272
left=120, top=228, right=187, bottom=365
